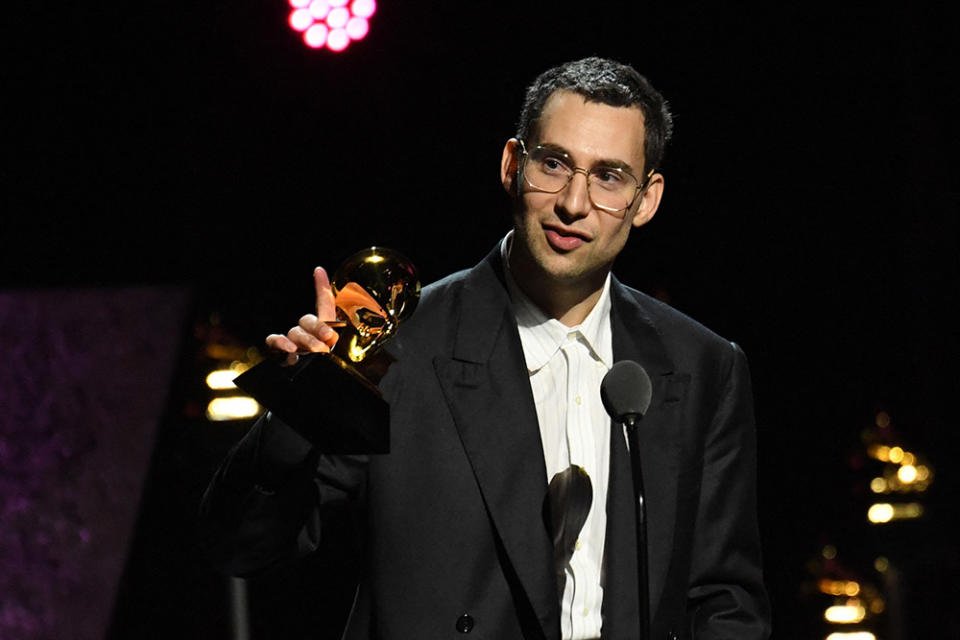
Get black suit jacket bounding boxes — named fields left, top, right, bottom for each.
left=201, top=246, right=770, bottom=640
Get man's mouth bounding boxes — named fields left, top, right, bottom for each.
left=544, top=226, right=589, bottom=252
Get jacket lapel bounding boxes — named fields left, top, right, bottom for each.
left=602, top=278, right=688, bottom=634
left=433, top=251, right=560, bottom=640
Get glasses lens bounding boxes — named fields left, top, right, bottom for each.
left=587, top=167, right=638, bottom=212
left=524, top=147, right=639, bottom=212
left=523, top=148, right=569, bottom=193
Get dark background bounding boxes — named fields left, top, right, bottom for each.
left=3, top=2, right=958, bottom=638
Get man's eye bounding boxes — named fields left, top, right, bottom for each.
left=593, top=168, right=626, bottom=188
left=538, top=156, right=569, bottom=174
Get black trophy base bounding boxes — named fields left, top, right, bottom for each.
left=233, top=352, right=389, bottom=454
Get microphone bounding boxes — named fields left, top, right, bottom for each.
left=601, top=360, right=653, bottom=427
left=601, top=360, right=652, bottom=640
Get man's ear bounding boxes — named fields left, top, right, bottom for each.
left=500, top=138, right=521, bottom=195
left=631, top=172, right=665, bottom=228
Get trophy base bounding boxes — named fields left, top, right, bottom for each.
left=233, top=352, right=389, bottom=454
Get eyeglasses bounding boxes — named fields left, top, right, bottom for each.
left=518, top=139, right=655, bottom=215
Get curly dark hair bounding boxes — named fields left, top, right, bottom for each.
left=516, top=57, right=673, bottom=173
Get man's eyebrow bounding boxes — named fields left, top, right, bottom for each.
left=536, top=142, right=573, bottom=158
left=593, top=158, right=636, bottom=174
left=536, top=142, right=637, bottom=175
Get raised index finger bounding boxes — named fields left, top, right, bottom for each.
left=314, top=266, right=337, bottom=322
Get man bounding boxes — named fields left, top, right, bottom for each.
left=201, top=57, right=771, bottom=639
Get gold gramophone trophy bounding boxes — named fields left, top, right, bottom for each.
left=234, top=247, right=419, bottom=453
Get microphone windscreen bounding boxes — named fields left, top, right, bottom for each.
left=601, top=360, right=653, bottom=421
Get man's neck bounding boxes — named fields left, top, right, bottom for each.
left=507, top=243, right=609, bottom=328
left=539, top=284, right=604, bottom=328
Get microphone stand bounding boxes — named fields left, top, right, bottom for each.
left=622, top=414, right=649, bottom=640
left=600, top=359, right=653, bottom=640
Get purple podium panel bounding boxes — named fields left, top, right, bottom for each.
left=0, top=287, right=190, bottom=640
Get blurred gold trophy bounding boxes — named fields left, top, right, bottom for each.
left=234, top=247, right=420, bottom=453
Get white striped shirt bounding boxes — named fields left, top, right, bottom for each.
left=501, top=234, right=612, bottom=640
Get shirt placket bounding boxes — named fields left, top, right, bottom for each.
left=562, top=333, right=599, bottom=639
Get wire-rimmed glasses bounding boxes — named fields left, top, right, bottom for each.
left=518, top=139, right=654, bottom=215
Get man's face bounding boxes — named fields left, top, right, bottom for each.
left=501, top=91, right=663, bottom=290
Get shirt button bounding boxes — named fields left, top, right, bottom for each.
left=575, top=395, right=582, bottom=405
left=582, top=607, right=589, bottom=617
left=574, top=539, right=582, bottom=550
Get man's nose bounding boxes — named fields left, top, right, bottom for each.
left=555, top=169, right=592, bottom=219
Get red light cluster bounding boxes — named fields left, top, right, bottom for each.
left=288, top=0, right=376, bottom=51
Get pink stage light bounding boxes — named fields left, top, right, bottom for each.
left=326, top=28, right=350, bottom=51
left=287, top=0, right=377, bottom=51
left=289, top=9, right=314, bottom=32
left=326, top=6, right=350, bottom=28
left=345, top=16, right=369, bottom=40
left=308, top=0, right=330, bottom=19
left=304, top=22, right=329, bottom=48
left=351, top=0, right=375, bottom=19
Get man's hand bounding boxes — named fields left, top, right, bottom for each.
left=266, top=267, right=340, bottom=356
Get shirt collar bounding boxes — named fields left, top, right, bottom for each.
left=499, top=232, right=613, bottom=373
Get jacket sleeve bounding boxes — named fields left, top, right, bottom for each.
left=198, top=411, right=368, bottom=577
left=686, top=342, right=771, bottom=639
